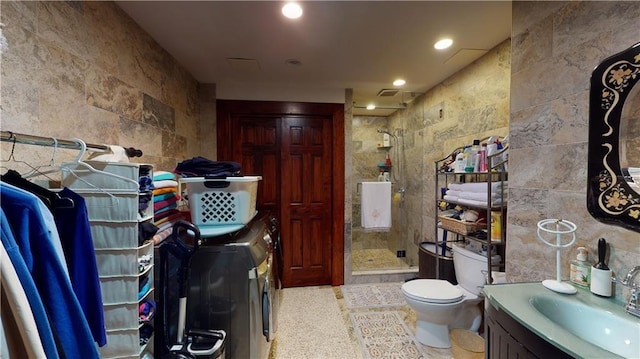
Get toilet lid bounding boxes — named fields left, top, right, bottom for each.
left=402, top=279, right=464, bottom=304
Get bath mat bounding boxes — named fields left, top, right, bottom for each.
left=350, top=311, right=425, bottom=359
left=341, top=282, right=405, bottom=308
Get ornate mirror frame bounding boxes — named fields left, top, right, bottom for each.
left=587, top=42, right=640, bottom=232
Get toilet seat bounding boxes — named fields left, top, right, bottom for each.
left=402, top=279, right=464, bottom=304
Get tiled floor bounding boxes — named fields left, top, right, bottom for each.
left=269, top=285, right=455, bottom=359
left=351, top=248, right=412, bottom=271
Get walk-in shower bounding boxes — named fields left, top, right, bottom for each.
left=352, top=124, right=413, bottom=273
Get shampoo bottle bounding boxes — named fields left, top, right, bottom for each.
left=570, top=247, right=590, bottom=287
left=455, top=150, right=466, bottom=173
left=467, top=139, right=480, bottom=172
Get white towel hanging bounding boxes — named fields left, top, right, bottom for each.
left=361, top=182, right=391, bottom=231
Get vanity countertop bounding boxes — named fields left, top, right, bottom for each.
left=482, top=282, right=639, bottom=359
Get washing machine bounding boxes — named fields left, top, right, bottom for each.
left=184, top=212, right=281, bottom=359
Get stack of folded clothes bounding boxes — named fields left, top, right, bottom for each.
left=152, top=171, right=186, bottom=245
left=152, top=171, right=180, bottom=218
left=444, top=181, right=508, bottom=207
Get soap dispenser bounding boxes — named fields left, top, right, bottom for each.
left=570, top=247, right=590, bottom=287
left=590, top=238, right=612, bottom=296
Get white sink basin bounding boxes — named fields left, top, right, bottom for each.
left=530, top=295, right=640, bottom=358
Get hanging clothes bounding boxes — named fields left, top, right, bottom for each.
left=0, top=208, right=58, bottom=359
left=54, top=187, right=107, bottom=347
left=0, top=172, right=71, bottom=278
left=0, top=239, right=47, bottom=358
left=0, top=183, right=100, bottom=359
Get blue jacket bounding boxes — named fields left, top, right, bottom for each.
left=1, top=183, right=99, bottom=358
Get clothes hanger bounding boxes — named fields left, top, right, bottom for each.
left=59, top=138, right=140, bottom=202
left=22, top=137, right=60, bottom=178
left=0, top=134, right=74, bottom=209
left=0, top=132, right=56, bottom=179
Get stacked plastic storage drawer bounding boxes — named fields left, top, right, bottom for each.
left=62, top=161, right=155, bottom=358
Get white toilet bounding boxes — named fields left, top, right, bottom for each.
left=401, top=242, right=500, bottom=348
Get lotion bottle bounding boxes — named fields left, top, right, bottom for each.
left=570, top=247, right=590, bottom=287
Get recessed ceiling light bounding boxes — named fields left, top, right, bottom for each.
left=282, top=3, right=303, bottom=19
left=393, top=79, right=406, bottom=87
left=366, top=104, right=376, bottom=110
left=434, top=38, right=453, bottom=50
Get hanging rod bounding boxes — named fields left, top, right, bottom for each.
left=0, top=131, right=143, bottom=158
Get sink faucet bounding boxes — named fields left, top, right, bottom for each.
left=614, top=266, right=640, bottom=318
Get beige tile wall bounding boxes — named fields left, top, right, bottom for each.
left=1, top=1, right=209, bottom=173
left=387, top=40, right=511, bottom=269
left=509, top=1, right=640, bottom=298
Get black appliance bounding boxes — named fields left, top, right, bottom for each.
left=156, top=221, right=227, bottom=359
left=184, top=211, right=281, bottom=359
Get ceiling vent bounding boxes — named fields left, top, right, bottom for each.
left=377, top=89, right=400, bottom=97
left=227, top=58, right=261, bottom=73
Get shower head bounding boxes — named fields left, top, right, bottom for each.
left=377, top=129, right=398, bottom=140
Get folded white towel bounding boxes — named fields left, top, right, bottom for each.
left=445, top=189, right=463, bottom=197
left=459, top=191, right=507, bottom=202
left=457, top=197, right=506, bottom=208
left=361, top=182, right=391, bottom=231
left=448, top=181, right=508, bottom=193
left=443, top=194, right=459, bottom=202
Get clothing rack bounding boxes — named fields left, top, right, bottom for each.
left=1, top=131, right=143, bottom=157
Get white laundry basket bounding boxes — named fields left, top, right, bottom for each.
left=181, top=176, right=262, bottom=227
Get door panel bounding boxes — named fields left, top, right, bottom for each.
left=231, top=116, right=280, bottom=217
left=281, top=116, right=332, bottom=286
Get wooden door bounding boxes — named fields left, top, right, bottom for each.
left=280, top=116, right=333, bottom=286
left=217, top=100, right=344, bottom=287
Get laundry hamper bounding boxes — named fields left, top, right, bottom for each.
left=181, top=176, right=262, bottom=232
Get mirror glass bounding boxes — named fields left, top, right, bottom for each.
left=620, top=84, right=640, bottom=169
left=587, top=42, right=640, bottom=232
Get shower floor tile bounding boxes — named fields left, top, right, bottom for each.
left=352, top=248, right=411, bottom=271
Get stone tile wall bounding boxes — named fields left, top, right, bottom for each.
left=385, top=40, right=511, bottom=269
left=1, top=1, right=208, bottom=173
left=509, top=1, right=640, bottom=299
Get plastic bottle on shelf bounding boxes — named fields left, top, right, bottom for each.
left=478, top=143, right=488, bottom=172
left=384, top=152, right=392, bottom=167
left=455, top=150, right=466, bottom=173
left=464, top=140, right=480, bottom=172
left=463, top=145, right=474, bottom=173
left=378, top=172, right=384, bottom=182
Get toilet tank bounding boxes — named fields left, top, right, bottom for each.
left=452, top=243, right=500, bottom=296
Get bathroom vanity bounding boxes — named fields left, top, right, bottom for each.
left=483, top=282, right=639, bottom=359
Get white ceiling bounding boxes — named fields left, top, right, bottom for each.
left=115, top=1, right=512, bottom=116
